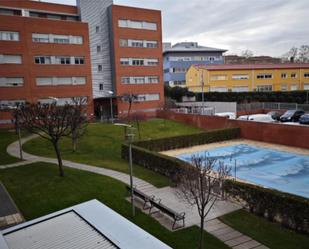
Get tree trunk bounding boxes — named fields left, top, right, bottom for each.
left=52, top=140, right=64, bottom=177
left=72, top=130, right=77, bottom=152
left=200, top=211, right=205, bottom=249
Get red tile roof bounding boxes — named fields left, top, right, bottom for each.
left=192, top=63, right=309, bottom=71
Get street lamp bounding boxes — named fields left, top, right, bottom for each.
left=114, top=123, right=136, bottom=217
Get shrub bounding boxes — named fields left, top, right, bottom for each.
left=225, top=180, right=309, bottom=234
left=133, top=127, right=240, bottom=152
left=195, top=91, right=309, bottom=104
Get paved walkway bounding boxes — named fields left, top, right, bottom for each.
left=1, top=136, right=269, bottom=249
left=0, top=182, right=24, bottom=229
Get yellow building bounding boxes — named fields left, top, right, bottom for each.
left=185, top=64, right=309, bottom=92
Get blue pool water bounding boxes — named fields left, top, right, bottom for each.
left=176, top=144, right=309, bottom=198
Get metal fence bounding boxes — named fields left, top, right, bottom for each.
left=170, top=107, right=215, bottom=116
left=237, top=102, right=309, bottom=112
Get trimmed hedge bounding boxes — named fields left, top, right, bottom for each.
left=195, top=91, right=309, bottom=104
left=133, top=127, right=241, bottom=152
left=122, top=127, right=240, bottom=180
left=225, top=180, right=309, bottom=234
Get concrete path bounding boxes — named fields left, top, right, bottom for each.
left=2, top=136, right=269, bottom=249
left=0, top=182, right=24, bottom=229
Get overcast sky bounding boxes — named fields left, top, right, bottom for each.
left=42, top=0, right=309, bottom=57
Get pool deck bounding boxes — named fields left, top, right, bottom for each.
left=161, top=139, right=309, bottom=157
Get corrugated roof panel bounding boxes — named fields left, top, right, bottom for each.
left=4, top=212, right=117, bottom=249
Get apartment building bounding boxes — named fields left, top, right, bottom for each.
left=0, top=0, right=93, bottom=125
left=78, top=1, right=164, bottom=118
left=0, top=0, right=164, bottom=125
left=186, top=64, right=309, bottom=93
left=108, top=5, right=164, bottom=117
left=163, top=42, right=226, bottom=88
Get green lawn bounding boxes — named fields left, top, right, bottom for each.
left=0, top=129, right=22, bottom=165
left=0, top=163, right=228, bottom=249
left=23, top=119, right=202, bottom=187
left=220, top=210, right=309, bottom=249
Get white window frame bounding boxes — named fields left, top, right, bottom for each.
left=0, top=31, right=19, bottom=41
left=0, top=77, right=24, bottom=87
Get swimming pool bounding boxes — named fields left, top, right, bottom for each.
left=176, top=144, right=309, bottom=198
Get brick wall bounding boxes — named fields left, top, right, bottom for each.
left=158, top=111, right=309, bottom=149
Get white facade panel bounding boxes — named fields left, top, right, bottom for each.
left=77, top=0, right=113, bottom=99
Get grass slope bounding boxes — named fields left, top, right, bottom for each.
left=220, top=210, right=309, bottom=249
left=0, top=129, right=22, bottom=165
left=23, top=119, right=201, bottom=187
left=0, top=163, right=228, bottom=249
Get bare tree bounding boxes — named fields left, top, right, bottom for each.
left=16, top=102, right=88, bottom=176
left=241, top=49, right=254, bottom=58
left=298, top=45, right=309, bottom=63
left=122, top=93, right=139, bottom=120
left=70, top=97, right=88, bottom=152
left=282, top=46, right=298, bottom=62
left=176, top=155, right=230, bottom=249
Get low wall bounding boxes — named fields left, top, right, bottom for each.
left=158, top=111, right=309, bottom=150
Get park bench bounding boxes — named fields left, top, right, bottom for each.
left=126, top=185, right=155, bottom=210
left=127, top=185, right=186, bottom=230
left=149, top=198, right=185, bottom=230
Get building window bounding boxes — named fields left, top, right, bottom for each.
left=38, top=97, right=87, bottom=106
left=146, top=41, right=158, bottom=48
left=32, top=33, right=83, bottom=44
left=304, top=73, right=309, bottom=78
left=121, top=76, right=159, bottom=84
left=99, top=83, right=104, bottom=90
left=172, top=67, right=186, bottom=73
left=120, top=58, right=129, bottom=65
left=120, top=58, right=158, bottom=66
left=256, top=85, right=272, bottom=92
left=136, top=94, right=160, bottom=101
left=0, top=100, right=25, bottom=109
left=56, top=56, right=71, bottom=64
left=291, top=73, right=297, bottom=78
left=0, top=77, right=24, bottom=87
left=0, top=54, right=22, bottom=64
left=36, top=77, right=86, bottom=86
left=0, top=31, right=19, bottom=41
left=132, top=59, right=144, bottom=66
left=210, top=75, right=227, bottom=81
left=119, top=39, right=158, bottom=48
left=34, top=56, right=51, bottom=64
left=281, top=73, right=287, bottom=79
left=95, top=26, right=100, bottom=33
left=210, top=86, right=228, bottom=92
left=304, top=84, right=309, bottom=90
left=74, top=57, right=84, bottom=65
left=119, top=39, right=128, bottom=47
left=118, top=19, right=157, bottom=31
left=291, top=84, right=298, bottom=91
left=232, top=86, right=249, bottom=92
left=257, top=74, right=272, bottom=79
left=98, top=65, right=103, bottom=71
left=97, top=45, right=101, bottom=52
left=281, top=84, right=288, bottom=91
left=232, top=74, right=249, bottom=80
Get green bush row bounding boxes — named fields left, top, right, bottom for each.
left=195, top=91, right=309, bottom=104
left=121, top=144, right=190, bottom=182
left=132, top=127, right=241, bottom=152
left=225, top=180, right=309, bottom=234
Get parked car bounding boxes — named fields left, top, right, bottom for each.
left=237, top=115, right=249, bottom=120
left=280, top=110, right=305, bottom=122
left=237, top=114, right=275, bottom=122
left=215, top=112, right=236, bottom=119
left=267, top=111, right=281, bottom=121
left=299, top=114, right=309, bottom=125
left=247, top=114, right=275, bottom=122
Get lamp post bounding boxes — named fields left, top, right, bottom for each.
left=114, top=123, right=135, bottom=217
left=306, top=91, right=309, bottom=104
left=199, top=69, right=205, bottom=115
